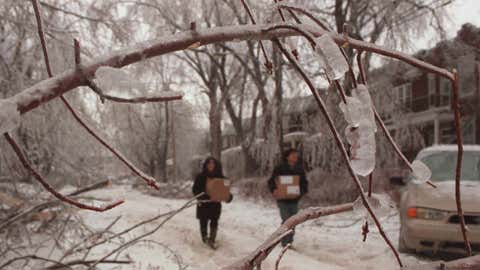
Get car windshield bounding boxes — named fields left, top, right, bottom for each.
left=419, top=151, right=480, bottom=181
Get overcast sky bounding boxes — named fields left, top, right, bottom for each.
left=413, top=0, right=480, bottom=52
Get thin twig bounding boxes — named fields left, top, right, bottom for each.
left=60, top=215, right=122, bottom=261
left=31, top=0, right=160, bottom=191
left=451, top=69, right=471, bottom=256
left=0, top=254, right=72, bottom=269
left=44, top=259, right=131, bottom=270
left=272, top=0, right=300, bottom=59
left=277, top=4, right=332, bottom=31
left=362, top=221, right=369, bottom=242
left=4, top=133, right=124, bottom=212
left=240, top=0, right=273, bottom=73
left=275, top=243, right=291, bottom=270
left=86, top=195, right=201, bottom=269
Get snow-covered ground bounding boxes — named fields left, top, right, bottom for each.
left=80, top=185, right=425, bottom=270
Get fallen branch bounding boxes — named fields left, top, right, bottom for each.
left=44, top=259, right=131, bottom=270
left=86, top=194, right=201, bottom=269
left=0, top=255, right=71, bottom=270
left=4, top=133, right=124, bottom=212
left=59, top=215, right=122, bottom=261
left=0, top=180, right=112, bottom=232
left=221, top=203, right=353, bottom=270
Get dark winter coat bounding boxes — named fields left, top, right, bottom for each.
left=192, top=157, right=233, bottom=220
left=267, top=162, right=308, bottom=203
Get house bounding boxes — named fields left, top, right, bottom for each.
left=221, top=95, right=319, bottom=151
left=221, top=23, right=480, bottom=162
left=378, top=23, right=480, bottom=157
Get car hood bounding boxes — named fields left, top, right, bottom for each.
left=411, top=181, right=480, bottom=213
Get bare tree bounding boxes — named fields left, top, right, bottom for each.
left=0, top=1, right=474, bottom=269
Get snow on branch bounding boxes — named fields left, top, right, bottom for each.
left=74, top=39, right=183, bottom=104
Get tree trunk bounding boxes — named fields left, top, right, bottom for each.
left=241, top=144, right=258, bottom=177
left=159, top=102, right=170, bottom=182
left=273, top=43, right=284, bottom=153
left=209, top=90, right=222, bottom=160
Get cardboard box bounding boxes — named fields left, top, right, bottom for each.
left=206, top=178, right=231, bottom=202
left=275, top=175, right=300, bottom=200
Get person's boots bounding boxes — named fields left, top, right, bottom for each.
left=208, top=226, right=218, bottom=249
left=200, top=223, right=208, bottom=243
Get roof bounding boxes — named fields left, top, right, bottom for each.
left=369, top=23, right=480, bottom=86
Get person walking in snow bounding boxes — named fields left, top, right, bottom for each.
left=192, top=157, right=233, bottom=249
left=268, top=148, right=308, bottom=248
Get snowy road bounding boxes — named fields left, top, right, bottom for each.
left=81, top=185, right=424, bottom=270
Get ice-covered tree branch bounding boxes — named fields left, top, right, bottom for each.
left=8, top=23, right=454, bottom=117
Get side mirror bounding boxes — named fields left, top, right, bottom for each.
left=390, top=176, right=405, bottom=186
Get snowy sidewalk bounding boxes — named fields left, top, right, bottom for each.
left=81, top=185, right=423, bottom=270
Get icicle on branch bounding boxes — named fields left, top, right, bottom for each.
left=74, top=39, right=183, bottom=104
left=356, top=50, right=437, bottom=189
left=270, top=35, right=403, bottom=267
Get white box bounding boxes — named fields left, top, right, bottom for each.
left=287, top=186, right=300, bottom=195
left=279, top=175, right=294, bottom=185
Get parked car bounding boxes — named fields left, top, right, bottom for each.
left=394, top=144, right=480, bottom=254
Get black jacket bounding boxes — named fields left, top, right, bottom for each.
left=267, top=162, right=308, bottom=203
left=192, top=173, right=233, bottom=220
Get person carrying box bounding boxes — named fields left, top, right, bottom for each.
left=267, top=148, right=308, bottom=248
left=192, top=157, right=233, bottom=249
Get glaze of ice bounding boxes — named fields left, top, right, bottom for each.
left=411, top=160, right=432, bottom=184
left=345, top=124, right=376, bottom=176
left=315, top=34, right=349, bottom=80
left=158, top=90, right=185, bottom=98
left=352, top=84, right=377, bottom=132
left=353, top=193, right=394, bottom=221
left=351, top=143, right=376, bottom=177
left=340, top=99, right=359, bottom=128
left=341, top=85, right=378, bottom=176
left=0, top=99, right=21, bottom=134
left=94, top=66, right=143, bottom=98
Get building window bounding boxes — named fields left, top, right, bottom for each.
left=439, top=78, right=451, bottom=107
left=393, top=83, right=412, bottom=109
left=428, top=74, right=436, bottom=107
